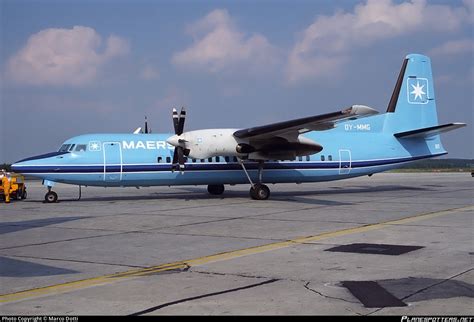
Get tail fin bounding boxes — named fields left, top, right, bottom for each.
left=384, top=54, right=466, bottom=157
left=384, top=54, right=439, bottom=133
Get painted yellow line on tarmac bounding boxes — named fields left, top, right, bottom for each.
left=1, top=205, right=472, bottom=303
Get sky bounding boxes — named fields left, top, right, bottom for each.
left=1, top=0, right=473, bottom=163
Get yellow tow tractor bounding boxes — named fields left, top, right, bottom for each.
left=1, top=172, right=27, bottom=203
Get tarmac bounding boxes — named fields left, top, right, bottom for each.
left=0, top=172, right=472, bottom=315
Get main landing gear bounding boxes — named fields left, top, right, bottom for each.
left=207, top=184, right=225, bottom=195
left=239, top=160, right=270, bottom=200
left=207, top=161, right=270, bottom=200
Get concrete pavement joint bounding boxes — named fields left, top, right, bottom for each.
left=2, top=254, right=149, bottom=269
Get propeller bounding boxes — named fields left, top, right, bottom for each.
left=170, top=107, right=187, bottom=173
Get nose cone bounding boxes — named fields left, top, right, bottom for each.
left=166, top=135, right=179, bottom=147
left=11, top=151, right=69, bottom=174
left=11, top=162, right=21, bottom=173
left=11, top=159, right=32, bottom=174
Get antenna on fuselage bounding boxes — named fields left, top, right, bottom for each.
left=144, top=116, right=151, bottom=134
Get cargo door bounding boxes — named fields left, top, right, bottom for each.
left=338, top=149, right=352, bottom=175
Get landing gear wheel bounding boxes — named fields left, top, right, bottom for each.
left=45, top=191, right=58, bottom=203
left=208, top=184, right=225, bottom=195
left=22, top=190, right=27, bottom=200
left=250, top=184, right=270, bottom=200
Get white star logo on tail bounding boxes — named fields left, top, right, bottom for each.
left=410, top=81, right=426, bottom=100
left=407, top=78, right=429, bottom=104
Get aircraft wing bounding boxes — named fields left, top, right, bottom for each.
left=233, top=105, right=378, bottom=140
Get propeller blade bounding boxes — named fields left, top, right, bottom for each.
left=177, top=107, right=186, bottom=135
left=170, top=107, right=187, bottom=173
left=144, top=116, right=149, bottom=134
left=171, top=146, right=186, bottom=173
left=176, top=145, right=185, bottom=173
left=172, top=149, right=179, bottom=171
left=172, top=108, right=180, bottom=134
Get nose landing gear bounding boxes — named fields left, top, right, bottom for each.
left=45, top=188, right=58, bottom=203
left=43, top=180, right=59, bottom=203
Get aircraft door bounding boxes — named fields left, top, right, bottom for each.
left=103, top=142, right=123, bottom=182
left=338, top=149, right=351, bottom=175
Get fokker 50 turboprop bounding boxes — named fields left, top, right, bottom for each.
left=12, top=54, right=466, bottom=202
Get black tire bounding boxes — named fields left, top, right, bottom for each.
left=207, top=184, right=225, bottom=195
left=16, top=189, right=23, bottom=200
left=22, top=189, right=27, bottom=200
left=45, top=191, right=58, bottom=203
left=250, top=184, right=270, bottom=200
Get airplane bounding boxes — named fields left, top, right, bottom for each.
left=11, top=54, right=466, bottom=202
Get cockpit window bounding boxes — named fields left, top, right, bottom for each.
left=75, top=144, right=87, bottom=152
left=59, top=144, right=71, bottom=152
left=68, top=144, right=76, bottom=151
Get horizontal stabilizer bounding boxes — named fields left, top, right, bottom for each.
left=394, top=123, right=466, bottom=139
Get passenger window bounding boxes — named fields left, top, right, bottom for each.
left=200, top=159, right=205, bottom=163
left=233, top=157, right=238, bottom=162
left=321, top=155, right=325, bottom=161
left=166, top=157, right=171, bottom=163
left=215, top=156, right=220, bottom=162
left=208, top=157, right=212, bottom=163
left=75, top=144, right=87, bottom=152
left=225, top=156, right=230, bottom=163
left=328, top=155, right=333, bottom=161
left=306, top=156, right=310, bottom=161
left=298, top=156, right=303, bottom=162
left=192, top=159, right=196, bottom=163
left=157, top=157, right=162, bottom=163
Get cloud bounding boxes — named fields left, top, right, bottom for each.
left=172, top=9, right=277, bottom=74
left=139, top=65, right=160, bottom=80
left=287, top=0, right=472, bottom=83
left=429, top=38, right=474, bottom=57
left=6, top=26, right=129, bottom=86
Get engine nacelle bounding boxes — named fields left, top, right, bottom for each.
left=167, top=129, right=245, bottom=160
left=236, top=143, right=255, bottom=154
left=167, top=129, right=323, bottom=160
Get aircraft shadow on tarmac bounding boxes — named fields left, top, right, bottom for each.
left=34, top=184, right=432, bottom=205
left=0, top=256, right=78, bottom=277
left=0, top=217, right=86, bottom=235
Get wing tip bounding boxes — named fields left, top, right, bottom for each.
left=345, top=105, right=379, bottom=116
